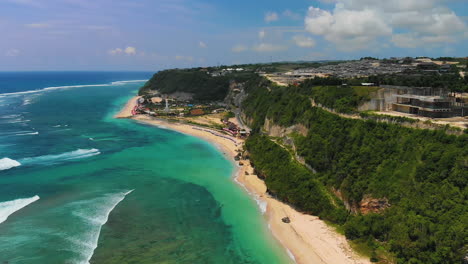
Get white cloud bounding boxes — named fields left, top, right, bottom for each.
left=108, top=46, right=137, bottom=56
left=259, top=30, right=266, bottom=39
left=305, top=6, right=391, bottom=51
left=232, top=44, right=248, bottom=53
left=5, top=49, right=20, bottom=57
left=283, top=10, right=301, bottom=20
left=392, top=33, right=456, bottom=48
left=252, top=43, right=287, bottom=52
left=304, top=1, right=467, bottom=51
left=25, top=23, right=50, bottom=28
left=199, top=41, right=207, bottom=48
left=293, top=35, right=316, bottom=48
left=108, top=48, right=123, bottom=55
left=265, top=12, right=279, bottom=23
left=124, top=46, right=137, bottom=55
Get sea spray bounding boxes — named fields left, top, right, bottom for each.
left=0, top=158, right=21, bottom=171
left=0, top=195, right=40, bottom=224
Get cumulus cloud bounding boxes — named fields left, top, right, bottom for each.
left=5, top=49, right=20, bottom=57
left=305, top=0, right=467, bottom=51
left=252, top=43, right=287, bottom=52
left=124, top=46, right=137, bottom=55
left=108, top=46, right=137, bottom=55
left=232, top=44, right=248, bottom=53
left=108, top=48, right=123, bottom=55
left=259, top=30, right=266, bottom=39
left=305, top=6, right=391, bottom=51
left=199, top=41, right=207, bottom=48
left=293, top=35, right=316, bottom=48
left=265, top=12, right=279, bottom=23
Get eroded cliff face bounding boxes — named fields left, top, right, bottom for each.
left=359, top=196, right=391, bottom=214
left=263, top=118, right=308, bottom=138
left=259, top=116, right=391, bottom=215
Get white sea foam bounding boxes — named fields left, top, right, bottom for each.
left=14, top=132, right=39, bottom=136
left=0, top=114, right=21, bottom=119
left=0, top=131, right=38, bottom=137
left=0, top=79, right=148, bottom=97
left=111, top=80, right=147, bottom=85
left=286, top=248, right=297, bottom=262
left=0, top=195, right=40, bottom=224
left=254, top=196, right=267, bottom=214
left=68, top=190, right=134, bottom=264
left=2, top=119, right=30, bottom=124
left=0, top=158, right=21, bottom=171
left=19, top=148, right=100, bottom=166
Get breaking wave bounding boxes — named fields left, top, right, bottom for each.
left=0, top=79, right=148, bottom=97
left=0, top=195, right=40, bottom=224
left=19, top=149, right=100, bottom=166
left=0, top=131, right=38, bottom=137
left=0, top=158, right=21, bottom=171
left=67, top=190, right=134, bottom=264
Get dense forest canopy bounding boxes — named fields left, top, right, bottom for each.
left=139, top=69, right=230, bottom=101
left=242, top=82, right=467, bottom=263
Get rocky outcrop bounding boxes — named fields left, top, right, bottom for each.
left=359, top=196, right=391, bottom=214
left=263, top=118, right=308, bottom=138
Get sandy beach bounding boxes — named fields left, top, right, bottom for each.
left=114, top=96, right=141, bottom=118
left=118, top=97, right=370, bottom=264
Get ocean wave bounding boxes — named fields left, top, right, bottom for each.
left=0, top=114, right=21, bottom=119
left=110, top=80, right=147, bottom=85
left=0, top=79, right=148, bottom=97
left=19, top=148, right=100, bottom=166
left=254, top=196, right=267, bottom=214
left=0, top=158, right=21, bottom=171
left=67, top=190, right=134, bottom=264
left=286, top=248, right=296, bottom=262
left=0, top=131, right=37, bottom=137
left=0, top=119, right=30, bottom=124
left=13, top=132, right=39, bottom=136
left=0, top=195, right=40, bottom=224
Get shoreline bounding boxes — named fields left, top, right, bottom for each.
left=117, top=96, right=370, bottom=264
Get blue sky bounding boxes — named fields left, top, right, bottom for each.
left=1, top=0, right=467, bottom=71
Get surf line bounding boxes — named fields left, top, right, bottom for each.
left=83, top=190, right=134, bottom=264
left=0, top=195, right=40, bottom=224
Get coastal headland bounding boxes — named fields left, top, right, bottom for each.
left=117, top=96, right=370, bottom=264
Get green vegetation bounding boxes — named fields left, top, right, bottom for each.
left=224, top=111, right=235, bottom=119
left=246, top=135, right=347, bottom=223
left=354, top=73, right=468, bottom=93
left=139, top=69, right=256, bottom=101
left=359, top=112, right=418, bottom=124
left=242, top=83, right=468, bottom=263
left=309, top=85, right=379, bottom=113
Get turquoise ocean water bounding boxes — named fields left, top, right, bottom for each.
left=0, top=72, right=291, bottom=264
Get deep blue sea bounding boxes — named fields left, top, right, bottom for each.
left=0, top=72, right=290, bottom=264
